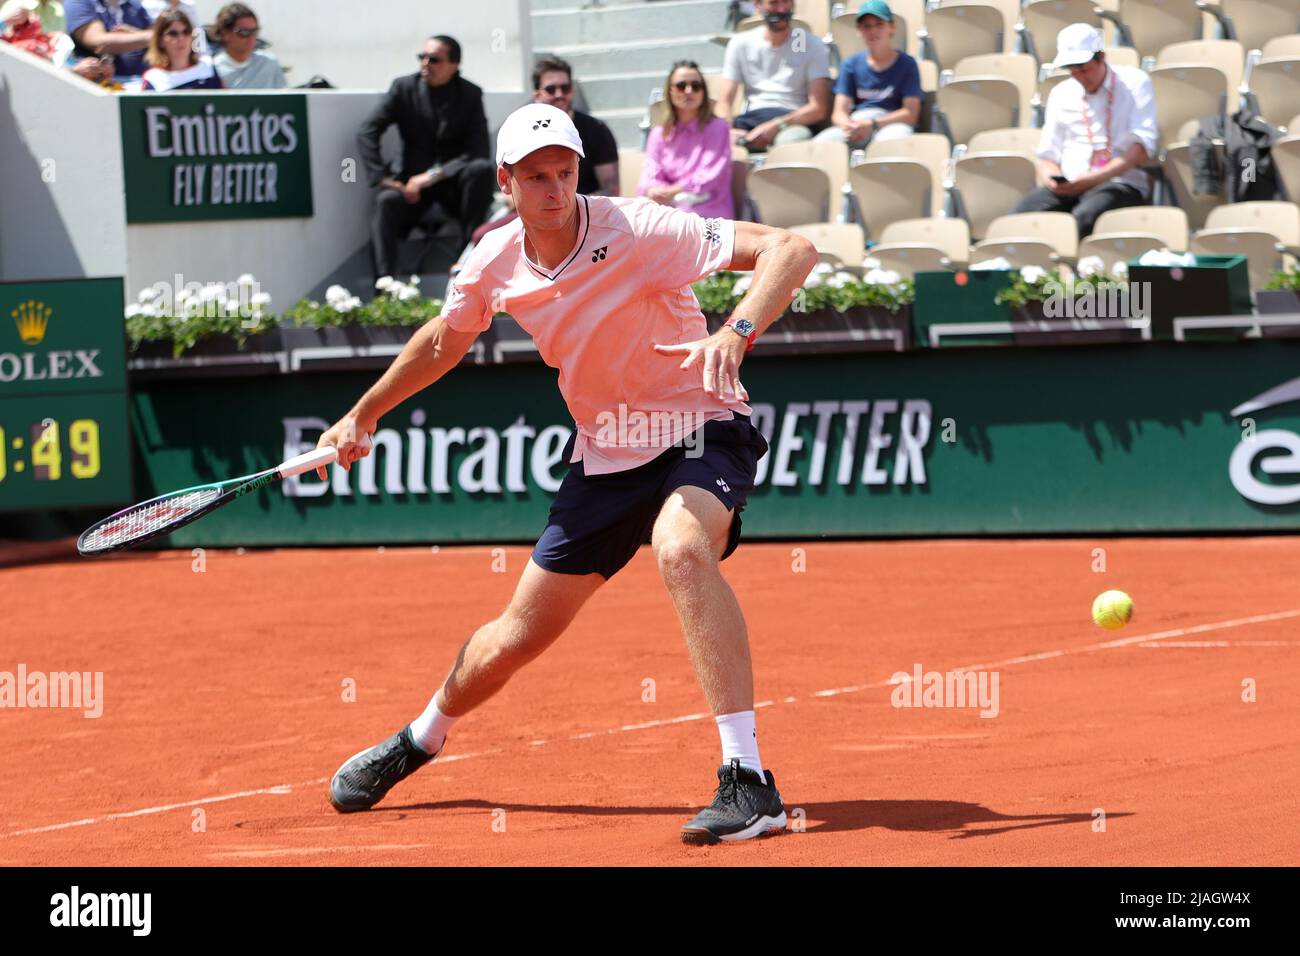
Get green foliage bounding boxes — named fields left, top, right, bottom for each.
left=692, top=267, right=915, bottom=317
left=1265, top=266, right=1300, bottom=291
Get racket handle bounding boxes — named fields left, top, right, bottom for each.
left=278, top=445, right=339, bottom=479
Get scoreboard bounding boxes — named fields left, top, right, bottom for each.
left=0, top=278, right=132, bottom=512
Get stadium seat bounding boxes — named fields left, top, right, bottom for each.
left=789, top=222, right=867, bottom=266
left=953, top=151, right=1039, bottom=240
left=1149, top=65, right=1230, bottom=152
left=1022, top=0, right=1105, bottom=66
left=1079, top=205, right=1190, bottom=265
left=794, top=0, right=832, bottom=40
left=1103, top=46, right=1141, bottom=69
left=1208, top=1, right=1300, bottom=57
left=945, top=0, right=1023, bottom=53
left=918, top=3, right=1005, bottom=70
left=868, top=216, right=972, bottom=276
left=1162, top=140, right=1225, bottom=230
left=935, top=77, right=1023, bottom=148
left=1112, top=0, right=1204, bottom=60
left=1247, top=58, right=1300, bottom=127
left=748, top=165, right=832, bottom=227
left=1275, top=130, right=1300, bottom=199
left=968, top=126, right=1042, bottom=157
left=971, top=211, right=1079, bottom=270
left=850, top=162, right=935, bottom=241
left=766, top=140, right=850, bottom=221
left=1157, top=40, right=1245, bottom=102
left=953, top=52, right=1037, bottom=124
left=1262, top=35, right=1300, bottom=59
left=831, top=4, right=919, bottom=58
left=1191, top=200, right=1300, bottom=289
left=731, top=144, right=750, bottom=221
left=618, top=148, right=643, bottom=198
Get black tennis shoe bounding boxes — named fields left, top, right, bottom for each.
left=680, top=758, right=788, bottom=844
left=329, top=725, right=435, bottom=813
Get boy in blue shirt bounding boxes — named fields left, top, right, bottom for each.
left=815, top=0, right=922, bottom=148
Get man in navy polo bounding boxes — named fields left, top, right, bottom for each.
left=65, top=0, right=153, bottom=79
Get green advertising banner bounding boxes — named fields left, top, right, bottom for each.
left=1, top=278, right=132, bottom=512
left=128, top=340, right=1300, bottom=546
left=119, top=94, right=313, bottom=223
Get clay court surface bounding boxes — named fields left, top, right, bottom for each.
left=2, top=537, right=1298, bottom=866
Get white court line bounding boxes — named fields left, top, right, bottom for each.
left=6, top=607, right=1298, bottom=840
left=1138, top=640, right=1300, bottom=648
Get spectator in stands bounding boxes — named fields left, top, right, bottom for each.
left=470, top=56, right=620, bottom=243
left=142, top=0, right=207, bottom=54
left=637, top=60, right=734, bottom=219
left=815, top=1, right=921, bottom=148
left=212, top=3, right=284, bottom=89
left=140, top=10, right=221, bottom=90
left=1, top=1, right=55, bottom=58
left=1014, top=24, right=1157, bottom=237
left=359, top=34, right=496, bottom=279
left=64, top=0, right=152, bottom=79
left=718, top=0, right=831, bottom=150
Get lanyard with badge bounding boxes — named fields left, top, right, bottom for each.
left=1079, top=68, right=1114, bottom=170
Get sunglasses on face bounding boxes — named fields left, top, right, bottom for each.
left=163, top=28, right=192, bottom=38
left=541, top=83, right=573, bottom=95
left=673, top=80, right=704, bottom=92
left=417, top=53, right=444, bottom=63
left=229, top=27, right=258, bottom=37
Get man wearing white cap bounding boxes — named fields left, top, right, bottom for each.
left=320, top=103, right=818, bottom=845
left=1013, top=23, right=1157, bottom=237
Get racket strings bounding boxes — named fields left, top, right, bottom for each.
left=81, top=487, right=223, bottom=552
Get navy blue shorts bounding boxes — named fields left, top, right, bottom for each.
left=532, top=414, right=769, bottom=580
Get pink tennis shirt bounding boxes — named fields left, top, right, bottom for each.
left=439, top=195, right=750, bottom=475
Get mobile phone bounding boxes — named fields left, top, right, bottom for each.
left=1051, top=174, right=1069, bottom=184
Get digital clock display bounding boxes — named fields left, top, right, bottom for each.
left=0, top=397, right=131, bottom=510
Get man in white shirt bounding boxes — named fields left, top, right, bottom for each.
left=1013, top=24, right=1158, bottom=237
left=717, top=0, right=831, bottom=150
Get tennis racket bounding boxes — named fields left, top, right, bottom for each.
left=77, top=441, right=358, bottom=556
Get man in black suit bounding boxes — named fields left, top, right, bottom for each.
left=359, top=35, right=496, bottom=279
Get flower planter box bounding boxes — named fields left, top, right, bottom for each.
left=1009, top=301, right=1146, bottom=346
left=705, top=305, right=912, bottom=353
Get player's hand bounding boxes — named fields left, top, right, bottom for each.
left=653, top=329, right=749, bottom=401
left=315, top=415, right=376, bottom=479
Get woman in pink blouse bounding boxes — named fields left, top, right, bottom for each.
left=638, top=60, right=734, bottom=219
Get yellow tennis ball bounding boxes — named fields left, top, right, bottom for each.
left=1092, top=590, right=1133, bottom=630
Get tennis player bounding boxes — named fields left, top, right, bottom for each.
left=320, top=103, right=817, bottom=844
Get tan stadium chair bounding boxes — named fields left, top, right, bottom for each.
left=789, top=222, right=867, bottom=266
left=1191, top=201, right=1300, bottom=289
left=1162, top=141, right=1225, bottom=230
left=869, top=217, right=972, bottom=276
left=1077, top=233, right=1167, bottom=268
left=971, top=211, right=1079, bottom=270
left=953, top=151, right=1039, bottom=241
left=1275, top=132, right=1300, bottom=200
left=748, top=165, right=832, bottom=227
left=704, top=73, right=726, bottom=103
left=1103, top=45, right=1141, bottom=69
left=941, top=0, right=1022, bottom=53
left=935, top=77, right=1023, bottom=147
left=865, top=132, right=951, bottom=188
left=1022, top=0, right=1106, bottom=66
left=794, top=0, right=832, bottom=40
left=1262, top=35, right=1300, bottom=59
left=1115, top=0, right=1205, bottom=60
left=968, top=126, right=1042, bottom=158
left=918, top=4, right=1004, bottom=71
left=618, top=148, right=644, bottom=198
left=1089, top=205, right=1190, bottom=250
left=731, top=144, right=750, bottom=220
left=831, top=9, right=917, bottom=58
left=1038, top=69, right=1073, bottom=108
left=850, top=161, right=936, bottom=241
left=918, top=57, right=939, bottom=94
left=1213, top=2, right=1300, bottom=57
left=954, top=53, right=1037, bottom=125
left=1248, top=58, right=1300, bottom=127
left=766, top=140, right=850, bottom=220
left=1157, top=40, right=1245, bottom=101
left=1149, top=64, right=1230, bottom=150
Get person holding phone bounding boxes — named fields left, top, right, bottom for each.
left=1012, top=24, right=1157, bottom=238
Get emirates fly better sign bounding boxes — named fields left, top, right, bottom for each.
left=119, top=94, right=313, bottom=223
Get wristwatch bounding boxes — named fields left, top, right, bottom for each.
left=725, top=317, right=758, bottom=350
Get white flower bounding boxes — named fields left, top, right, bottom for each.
left=1020, top=265, right=1048, bottom=284
left=1112, top=260, right=1129, bottom=278
left=237, top=273, right=255, bottom=287
left=397, top=285, right=419, bottom=301
left=201, top=282, right=226, bottom=302
left=375, top=276, right=394, bottom=291
left=325, top=284, right=350, bottom=304
left=223, top=299, right=242, bottom=314
left=730, top=275, right=753, bottom=296
left=124, top=304, right=143, bottom=319
left=804, top=270, right=825, bottom=288
left=828, top=271, right=857, bottom=289
left=865, top=268, right=901, bottom=286
left=862, top=256, right=882, bottom=270
left=137, top=286, right=161, bottom=303
left=333, top=298, right=355, bottom=314
left=140, top=303, right=159, bottom=318
left=250, top=291, right=272, bottom=306
left=409, top=275, right=421, bottom=286
left=1076, top=256, right=1105, bottom=278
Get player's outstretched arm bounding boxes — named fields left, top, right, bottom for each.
left=314, top=317, right=480, bottom=478
left=654, top=222, right=817, bottom=400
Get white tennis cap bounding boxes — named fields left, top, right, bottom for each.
left=1053, top=23, right=1104, bottom=69
left=495, top=103, right=585, bottom=167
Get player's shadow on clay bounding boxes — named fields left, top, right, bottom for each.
left=376, top=798, right=1126, bottom=838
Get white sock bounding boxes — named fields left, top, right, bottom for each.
left=409, top=691, right=458, bottom=756
left=715, top=710, right=763, bottom=779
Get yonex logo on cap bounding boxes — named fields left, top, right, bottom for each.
left=533, top=119, right=551, bottom=130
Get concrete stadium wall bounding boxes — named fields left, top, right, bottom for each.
left=0, top=45, right=127, bottom=284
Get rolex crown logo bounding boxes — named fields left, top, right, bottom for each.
left=12, top=299, right=51, bottom=346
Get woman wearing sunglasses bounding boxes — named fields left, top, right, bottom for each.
left=637, top=61, right=734, bottom=219
left=140, top=9, right=222, bottom=90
